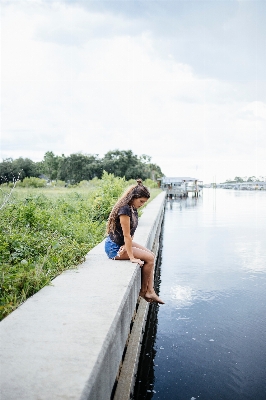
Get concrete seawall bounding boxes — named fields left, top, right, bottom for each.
left=0, top=191, right=166, bottom=400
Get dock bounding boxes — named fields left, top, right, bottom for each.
left=158, top=177, right=203, bottom=198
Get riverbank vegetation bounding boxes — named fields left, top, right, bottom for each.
left=0, top=173, right=161, bottom=320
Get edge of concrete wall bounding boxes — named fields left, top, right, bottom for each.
left=113, top=206, right=164, bottom=400
left=0, top=191, right=166, bottom=400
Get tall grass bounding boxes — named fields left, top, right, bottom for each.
left=0, top=173, right=161, bottom=320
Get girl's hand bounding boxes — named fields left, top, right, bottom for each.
left=130, top=258, right=144, bottom=266
left=118, top=245, right=126, bottom=255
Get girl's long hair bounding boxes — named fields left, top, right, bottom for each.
left=106, top=179, right=150, bottom=234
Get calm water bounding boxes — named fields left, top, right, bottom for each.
left=134, top=189, right=266, bottom=400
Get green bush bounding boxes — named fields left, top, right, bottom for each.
left=0, top=173, right=160, bottom=320
left=53, top=180, right=65, bottom=187
left=0, top=182, right=16, bottom=188
left=127, top=178, right=158, bottom=189
left=0, top=173, right=128, bottom=320
left=18, top=177, right=47, bottom=188
left=143, top=178, right=159, bottom=189
left=89, top=171, right=127, bottom=222
left=78, top=180, right=90, bottom=187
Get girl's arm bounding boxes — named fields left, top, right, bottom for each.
left=119, top=215, right=144, bottom=265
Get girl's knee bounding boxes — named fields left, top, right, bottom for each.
left=147, top=253, right=155, bottom=264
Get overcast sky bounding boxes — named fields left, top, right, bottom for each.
left=1, top=0, right=265, bottom=183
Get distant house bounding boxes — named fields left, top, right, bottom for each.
left=158, top=177, right=203, bottom=197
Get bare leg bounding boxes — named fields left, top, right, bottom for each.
left=116, top=246, right=164, bottom=304
left=131, top=241, right=155, bottom=256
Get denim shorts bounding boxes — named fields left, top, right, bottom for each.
left=105, top=236, right=121, bottom=259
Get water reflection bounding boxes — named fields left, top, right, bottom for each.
left=167, top=196, right=201, bottom=212
left=170, top=285, right=193, bottom=307
left=235, top=240, right=266, bottom=273
left=134, top=190, right=266, bottom=400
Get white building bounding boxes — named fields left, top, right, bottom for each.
left=158, top=177, right=203, bottom=197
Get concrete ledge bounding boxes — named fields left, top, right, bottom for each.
left=0, top=192, right=166, bottom=400
left=113, top=195, right=165, bottom=400
left=113, top=296, right=149, bottom=400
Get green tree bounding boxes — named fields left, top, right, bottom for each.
left=102, top=149, right=163, bottom=180
left=234, top=176, right=244, bottom=183
left=142, top=162, right=164, bottom=181
left=0, top=158, right=39, bottom=183
left=247, top=176, right=256, bottom=182
left=42, top=151, right=61, bottom=180
left=57, top=153, right=102, bottom=183
left=102, top=150, right=138, bottom=178
left=14, top=158, right=39, bottom=179
left=0, top=158, right=14, bottom=184
left=0, top=150, right=164, bottom=185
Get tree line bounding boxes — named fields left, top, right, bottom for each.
left=225, top=176, right=265, bottom=183
left=0, top=150, right=164, bottom=184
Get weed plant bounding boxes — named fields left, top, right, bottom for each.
left=0, top=173, right=160, bottom=320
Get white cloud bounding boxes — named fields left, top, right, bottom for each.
left=1, top=1, right=265, bottom=183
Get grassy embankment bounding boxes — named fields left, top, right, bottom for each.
left=0, top=173, right=161, bottom=320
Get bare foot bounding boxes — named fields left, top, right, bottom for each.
left=139, top=290, right=147, bottom=299
left=139, top=290, right=154, bottom=304
left=145, top=290, right=165, bottom=304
